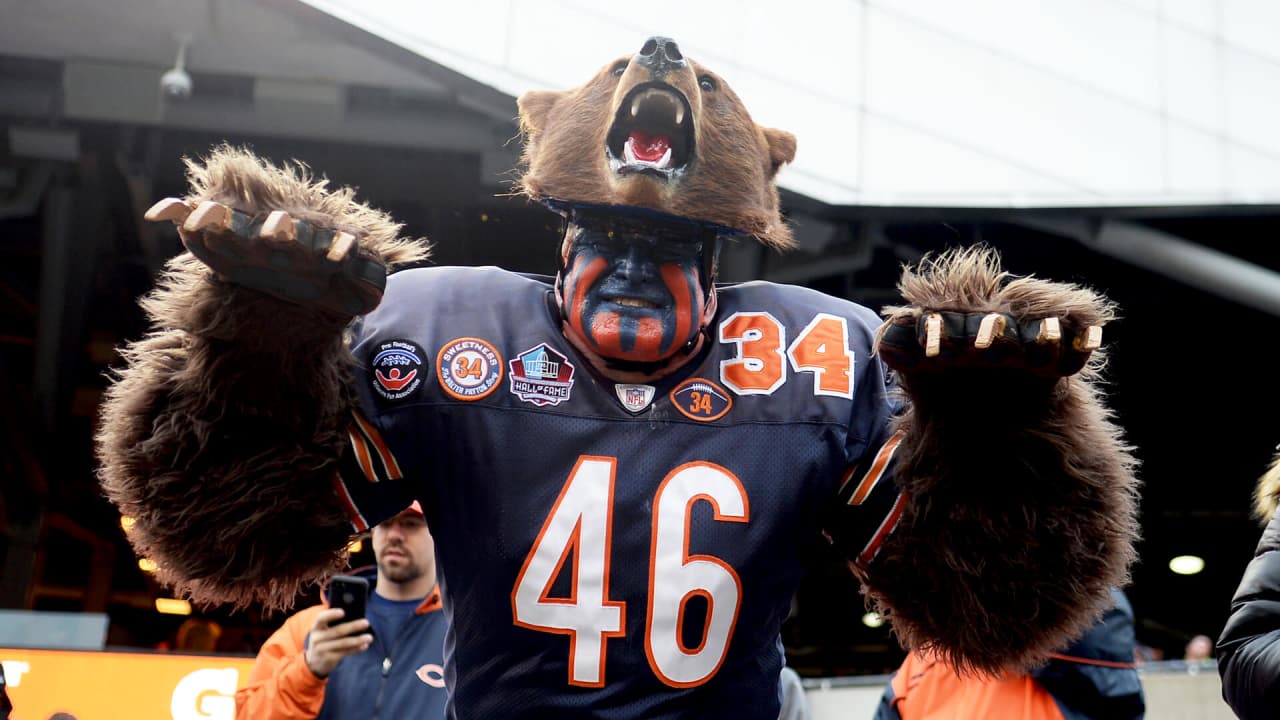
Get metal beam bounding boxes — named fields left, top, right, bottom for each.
left=58, top=59, right=501, bottom=153
left=1017, top=216, right=1280, bottom=317
left=34, top=167, right=104, bottom=434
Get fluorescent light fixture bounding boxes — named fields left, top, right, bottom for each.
left=155, top=598, right=192, bottom=615
left=862, top=612, right=884, bottom=629
left=1169, top=555, right=1205, bottom=575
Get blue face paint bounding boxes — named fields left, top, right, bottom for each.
left=560, top=225, right=707, bottom=363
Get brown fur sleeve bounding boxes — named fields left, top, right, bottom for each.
left=862, top=248, right=1141, bottom=675
left=96, top=147, right=428, bottom=610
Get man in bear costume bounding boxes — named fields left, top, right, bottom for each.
left=98, top=37, right=1138, bottom=719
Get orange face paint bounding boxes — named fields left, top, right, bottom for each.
left=557, top=225, right=708, bottom=364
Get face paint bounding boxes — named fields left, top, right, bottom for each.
left=559, top=224, right=707, bottom=364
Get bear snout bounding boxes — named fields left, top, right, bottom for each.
left=634, top=36, right=687, bottom=78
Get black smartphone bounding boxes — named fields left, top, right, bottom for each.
left=329, top=574, right=369, bottom=624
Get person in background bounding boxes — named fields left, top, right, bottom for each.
left=0, top=663, right=12, bottom=720
left=875, top=588, right=1145, bottom=720
left=1217, top=451, right=1280, bottom=719
left=236, top=501, right=445, bottom=719
left=1183, top=635, right=1213, bottom=662
left=175, top=617, right=223, bottom=652
left=777, top=665, right=812, bottom=720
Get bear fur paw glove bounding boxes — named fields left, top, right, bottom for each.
left=862, top=246, right=1141, bottom=675
left=97, top=146, right=428, bottom=610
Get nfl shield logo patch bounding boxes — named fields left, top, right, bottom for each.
left=614, top=384, right=656, bottom=413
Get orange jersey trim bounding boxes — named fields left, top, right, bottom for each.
left=1047, top=652, right=1137, bottom=669
left=351, top=411, right=403, bottom=480
left=857, top=492, right=908, bottom=568
left=846, top=431, right=904, bottom=505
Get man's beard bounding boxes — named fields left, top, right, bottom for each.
left=378, top=550, right=423, bottom=584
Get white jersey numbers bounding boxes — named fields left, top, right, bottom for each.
left=512, top=458, right=749, bottom=688
left=646, top=463, right=749, bottom=686
left=511, top=456, right=625, bottom=687
left=719, top=311, right=855, bottom=398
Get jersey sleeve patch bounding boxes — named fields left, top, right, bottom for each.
left=371, top=339, right=426, bottom=401
left=437, top=337, right=504, bottom=401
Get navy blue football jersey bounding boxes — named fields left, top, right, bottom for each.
left=340, top=266, right=903, bottom=719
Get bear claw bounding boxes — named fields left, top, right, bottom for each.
left=974, top=313, right=1007, bottom=349
left=184, top=201, right=235, bottom=234
left=144, top=196, right=385, bottom=318
left=1035, top=317, right=1062, bottom=344
left=259, top=210, right=297, bottom=245
left=144, top=197, right=193, bottom=224
left=1074, top=326, right=1103, bottom=352
left=924, top=313, right=942, bottom=357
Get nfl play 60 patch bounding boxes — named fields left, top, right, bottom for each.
left=436, top=337, right=504, bottom=401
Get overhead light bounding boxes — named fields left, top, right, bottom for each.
left=155, top=598, right=192, bottom=615
left=138, top=558, right=158, bottom=573
left=862, top=612, right=884, bottom=629
left=1169, top=555, right=1205, bottom=575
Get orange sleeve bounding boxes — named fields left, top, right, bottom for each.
left=236, top=605, right=329, bottom=720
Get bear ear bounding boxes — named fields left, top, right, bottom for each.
left=518, top=89, right=565, bottom=138
left=762, top=127, right=797, bottom=177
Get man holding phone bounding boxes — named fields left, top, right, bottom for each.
left=236, top=502, right=445, bottom=719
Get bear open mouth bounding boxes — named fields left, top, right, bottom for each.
left=606, top=83, right=695, bottom=179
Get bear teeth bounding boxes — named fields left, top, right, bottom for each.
left=623, top=138, right=673, bottom=169
left=630, top=89, right=683, bottom=127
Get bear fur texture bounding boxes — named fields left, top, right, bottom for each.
left=96, top=148, right=428, bottom=608
left=517, top=49, right=796, bottom=250
left=865, top=247, right=1140, bottom=674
